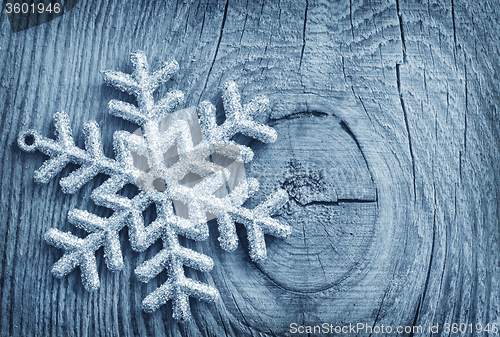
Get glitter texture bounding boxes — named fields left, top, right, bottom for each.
left=18, top=50, right=291, bottom=321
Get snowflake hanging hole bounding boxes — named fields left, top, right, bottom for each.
left=18, top=130, right=40, bottom=152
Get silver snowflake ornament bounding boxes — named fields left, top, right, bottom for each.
left=18, top=50, right=291, bottom=322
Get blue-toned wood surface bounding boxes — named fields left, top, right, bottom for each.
left=1, top=0, right=499, bottom=336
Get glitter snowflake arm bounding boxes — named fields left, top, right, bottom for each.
left=44, top=229, right=101, bottom=291
left=18, top=112, right=77, bottom=185
left=67, top=209, right=128, bottom=270
left=172, top=173, right=291, bottom=261
left=214, top=188, right=291, bottom=262
left=103, top=51, right=183, bottom=124
left=43, top=207, right=132, bottom=292
left=134, top=227, right=219, bottom=320
left=221, top=81, right=277, bottom=142
left=197, top=81, right=277, bottom=163
left=17, top=112, right=140, bottom=194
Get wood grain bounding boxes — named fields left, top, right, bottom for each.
left=1, top=0, right=499, bottom=336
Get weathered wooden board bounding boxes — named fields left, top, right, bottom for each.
left=1, top=0, right=499, bottom=336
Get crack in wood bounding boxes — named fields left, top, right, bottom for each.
left=198, top=0, right=229, bottom=104
left=396, top=63, right=416, bottom=200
